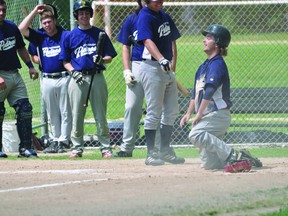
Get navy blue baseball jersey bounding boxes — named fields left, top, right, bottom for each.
left=0, top=20, right=25, bottom=70
left=60, top=26, right=117, bottom=71
left=26, top=27, right=69, bottom=73
left=117, top=12, right=144, bottom=61
left=137, top=8, right=181, bottom=61
left=193, top=54, right=232, bottom=115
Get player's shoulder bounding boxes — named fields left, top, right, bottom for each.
left=3, top=20, right=18, bottom=29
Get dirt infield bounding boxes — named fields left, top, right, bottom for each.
left=0, top=157, right=287, bottom=216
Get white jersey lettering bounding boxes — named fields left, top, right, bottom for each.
left=158, top=22, right=170, bottom=38
left=0, top=36, right=16, bottom=51
left=42, top=46, right=61, bottom=57
left=74, top=43, right=96, bottom=58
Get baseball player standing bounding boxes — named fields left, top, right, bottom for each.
left=114, top=0, right=145, bottom=157
left=137, top=0, right=185, bottom=165
left=60, top=0, right=117, bottom=158
left=18, top=4, right=72, bottom=154
left=0, top=0, right=39, bottom=158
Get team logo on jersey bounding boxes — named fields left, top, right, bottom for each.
left=133, top=30, right=138, bottom=40
left=74, top=43, right=96, bottom=58
left=0, top=36, right=16, bottom=51
left=158, top=22, right=170, bottom=38
left=42, top=46, right=61, bottom=57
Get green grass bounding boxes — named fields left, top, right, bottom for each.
left=4, top=147, right=288, bottom=160
left=261, top=208, right=288, bottom=216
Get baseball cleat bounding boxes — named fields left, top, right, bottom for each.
left=224, top=160, right=253, bottom=173
left=43, top=141, right=58, bottom=153
left=226, top=148, right=241, bottom=163
left=238, top=149, right=263, bottom=167
left=57, top=142, right=68, bottom=153
left=69, top=152, right=82, bottom=158
left=145, top=150, right=165, bottom=166
left=159, top=147, right=185, bottom=164
left=0, top=152, right=8, bottom=158
left=18, top=148, right=39, bottom=158
left=113, top=151, right=132, bottom=157
left=102, top=151, right=113, bottom=158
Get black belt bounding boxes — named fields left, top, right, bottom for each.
left=81, top=69, right=102, bottom=75
left=42, top=72, right=69, bottom=79
left=142, top=59, right=157, bottom=61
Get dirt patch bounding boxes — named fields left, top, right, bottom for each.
left=0, top=157, right=287, bottom=216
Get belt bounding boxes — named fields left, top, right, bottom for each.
left=81, top=69, right=102, bottom=75
left=142, top=59, right=157, bottom=61
left=42, top=71, right=70, bottom=79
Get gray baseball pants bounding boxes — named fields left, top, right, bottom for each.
left=140, top=60, right=178, bottom=129
left=68, top=72, right=110, bottom=154
left=42, top=75, right=71, bottom=144
left=189, top=109, right=232, bottom=169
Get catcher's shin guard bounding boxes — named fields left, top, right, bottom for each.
left=0, top=102, right=5, bottom=151
left=14, top=99, right=33, bottom=150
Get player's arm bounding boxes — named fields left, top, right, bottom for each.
left=180, top=99, right=195, bottom=127
left=171, top=40, right=177, bottom=72
left=63, top=61, right=74, bottom=72
left=122, top=44, right=136, bottom=87
left=30, top=55, right=39, bottom=64
left=143, top=39, right=162, bottom=61
left=122, top=44, right=131, bottom=70
left=17, top=47, right=39, bottom=80
left=143, top=39, right=171, bottom=72
left=192, top=84, right=217, bottom=126
left=18, top=4, right=46, bottom=37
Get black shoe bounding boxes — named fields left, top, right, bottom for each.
left=43, top=141, right=58, bottom=153
left=113, top=151, right=132, bottom=157
left=145, top=150, right=164, bottom=166
left=0, top=152, right=8, bottom=158
left=18, top=148, right=39, bottom=158
left=239, top=149, right=263, bottom=167
left=226, top=148, right=240, bottom=163
left=57, top=142, right=68, bottom=153
left=160, top=147, right=185, bottom=164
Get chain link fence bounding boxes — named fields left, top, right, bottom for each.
left=4, top=0, right=288, bottom=147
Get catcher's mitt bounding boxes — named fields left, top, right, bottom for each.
left=224, top=160, right=254, bottom=173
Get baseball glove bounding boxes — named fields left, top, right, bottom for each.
left=224, top=160, right=254, bottom=173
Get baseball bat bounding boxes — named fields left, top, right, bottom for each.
left=84, top=32, right=106, bottom=107
left=21, top=6, right=32, bottom=28
left=176, top=81, right=190, bottom=97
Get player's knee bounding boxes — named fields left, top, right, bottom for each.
left=189, top=129, right=204, bottom=148
left=14, top=98, right=33, bottom=120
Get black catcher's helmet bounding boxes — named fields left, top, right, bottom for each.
left=202, top=24, right=231, bottom=48
left=73, top=0, right=93, bottom=19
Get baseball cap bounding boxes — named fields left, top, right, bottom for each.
left=43, top=4, right=58, bottom=19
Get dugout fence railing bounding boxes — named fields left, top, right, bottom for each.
left=3, top=0, right=288, bottom=148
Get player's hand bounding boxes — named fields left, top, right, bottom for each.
left=72, top=70, right=84, bottom=85
left=158, top=57, right=171, bottom=72
left=93, top=54, right=103, bottom=65
left=192, top=113, right=203, bottom=126
left=29, top=68, right=39, bottom=80
left=123, top=69, right=136, bottom=87
left=180, top=114, right=190, bottom=127
left=0, top=76, right=7, bottom=90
